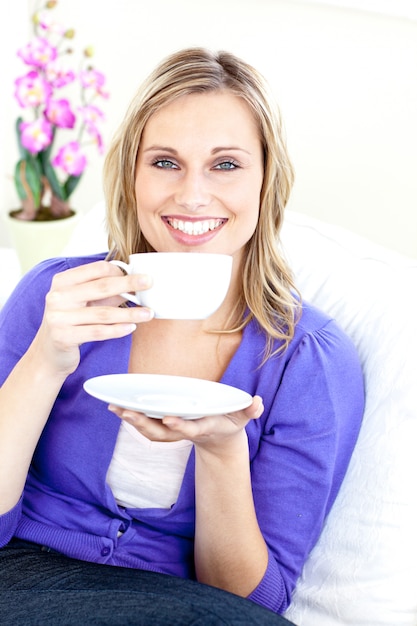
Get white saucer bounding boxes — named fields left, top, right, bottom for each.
left=83, top=373, right=252, bottom=419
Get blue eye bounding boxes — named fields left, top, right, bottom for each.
left=215, top=161, right=238, bottom=170
left=153, top=159, right=178, bottom=169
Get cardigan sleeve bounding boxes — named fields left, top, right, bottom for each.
left=0, top=498, right=23, bottom=547
left=0, top=254, right=105, bottom=547
left=246, top=319, right=365, bottom=613
left=0, top=257, right=73, bottom=386
left=0, top=253, right=106, bottom=387
left=0, top=259, right=70, bottom=546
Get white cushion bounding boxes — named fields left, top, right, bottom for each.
left=281, top=211, right=417, bottom=626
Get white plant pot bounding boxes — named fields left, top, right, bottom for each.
left=3, top=210, right=81, bottom=275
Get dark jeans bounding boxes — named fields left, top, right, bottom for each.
left=0, top=540, right=295, bottom=625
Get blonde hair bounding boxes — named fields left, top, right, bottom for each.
left=103, top=47, right=299, bottom=356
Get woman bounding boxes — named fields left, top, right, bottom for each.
left=0, top=48, right=364, bottom=623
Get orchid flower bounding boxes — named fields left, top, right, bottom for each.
left=45, top=99, right=76, bottom=128
left=78, top=104, right=104, bottom=127
left=86, top=125, right=105, bottom=155
left=79, top=68, right=109, bottom=97
left=17, top=37, right=57, bottom=68
left=36, top=9, right=67, bottom=35
left=45, top=59, right=76, bottom=88
left=52, top=141, right=87, bottom=176
left=15, top=71, right=52, bottom=108
left=19, top=118, right=53, bottom=154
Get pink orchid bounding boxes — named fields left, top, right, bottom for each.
left=52, top=141, right=87, bottom=176
left=78, top=104, right=104, bottom=127
left=45, top=59, right=76, bottom=88
left=45, top=99, right=76, bottom=129
left=36, top=10, right=66, bottom=36
left=79, top=68, right=107, bottom=93
left=78, top=106, right=105, bottom=154
left=17, top=37, right=57, bottom=68
left=20, top=118, right=53, bottom=154
left=15, top=71, right=52, bottom=108
left=86, top=125, right=105, bottom=155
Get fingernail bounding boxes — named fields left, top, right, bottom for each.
left=123, top=323, right=137, bottom=333
left=138, top=307, right=154, bottom=321
left=136, top=274, right=153, bottom=289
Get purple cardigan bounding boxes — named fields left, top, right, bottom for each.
left=0, top=254, right=364, bottom=614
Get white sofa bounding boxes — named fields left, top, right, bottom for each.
left=281, top=212, right=417, bottom=626
left=1, top=206, right=416, bottom=625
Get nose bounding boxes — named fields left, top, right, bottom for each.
left=174, top=168, right=211, bottom=212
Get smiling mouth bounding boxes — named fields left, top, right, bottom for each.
left=163, top=217, right=227, bottom=236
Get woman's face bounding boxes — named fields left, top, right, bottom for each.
left=134, top=91, right=264, bottom=263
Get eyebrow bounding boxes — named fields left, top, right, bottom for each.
left=212, top=146, right=251, bottom=155
left=143, top=145, right=251, bottom=155
left=143, top=146, right=178, bottom=154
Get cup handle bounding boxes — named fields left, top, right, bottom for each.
left=110, top=259, right=142, bottom=305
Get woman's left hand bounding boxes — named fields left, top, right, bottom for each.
left=109, top=395, right=268, bottom=597
left=108, top=395, right=264, bottom=449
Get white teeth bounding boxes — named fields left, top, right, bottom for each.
left=167, top=218, right=224, bottom=235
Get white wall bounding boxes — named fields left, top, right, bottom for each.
left=0, top=1, right=28, bottom=233
left=1, top=0, right=416, bottom=258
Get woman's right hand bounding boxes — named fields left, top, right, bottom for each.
left=0, top=260, right=154, bottom=514
left=34, top=260, right=154, bottom=377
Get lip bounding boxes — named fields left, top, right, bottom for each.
left=162, top=215, right=227, bottom=246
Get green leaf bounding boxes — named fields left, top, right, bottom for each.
left=14, top=161, right=27, bottom=201
left=38, top=152, right=65, bottom=200
left=32, top=154, right=43, bottom=179
left=41, top=127, right=56, bottom=161
left=15, top=117, right=31, bottom=161
left=64, top=174, right=82, bottom=198
left=14, top=158, right=42, bottom=207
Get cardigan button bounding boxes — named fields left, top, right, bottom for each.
left=101, top=546, right=111, bottom=557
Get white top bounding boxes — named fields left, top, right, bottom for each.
left=106, top=422, right=193, bottom=509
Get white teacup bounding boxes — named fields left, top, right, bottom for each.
left=110, top=252, right=233, bottom=319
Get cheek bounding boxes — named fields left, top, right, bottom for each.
left=135, top=174, right=148, bottom=206
left=135, top=174, right=171, bottom=215
left=239, top=180, right=262, bottom=221
left=241, top=184, right=262, bottom=239
left=135, top=177, right=157, bottom=220
left=245, top=208, right=261, bottom=241
left=134, top=183, right=152, bottom=235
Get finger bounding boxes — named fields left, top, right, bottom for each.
left=80, top=272, right=152, bottom=307
left=44, top=307, right=153, bottom=346
left=46, top=304, right=153, bottom=328
left=243, top=395, right=264, bottom=420
left=50, top=321, right=138, bottom=346
left=108, top=406, right=184, bottom=442
left=157, top=397, right=264, bottom=439
left=162, top=413, right=233, bottom=440
left=49, top=273, right=151, bottom=309
left=206, top=396, right=264, bottom=426
left=49, top=262, right=152, bottom=308
left=42, top=305, right=153, bottom=347
left=50, top=260, right=122, bottom=288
